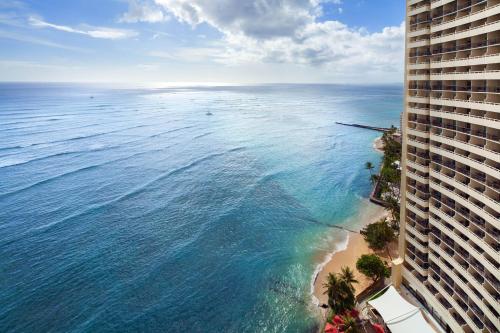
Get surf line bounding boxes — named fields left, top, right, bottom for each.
left=299, top=216, right=359, bottom=234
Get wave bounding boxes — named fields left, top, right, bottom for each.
left=0, top=124, right=151, bottom=152
left=0, top=147, right=105, bottom=169
left=0, top=124, right=201, bottom=168
left=0, top=165, right=100, bottom=198
left=27, top=150, right=231, bottom=234
left=193, top=132, right=213, bottom=140
left=0, top=144, right=176, bottom=197
left=310, top=233, right=350, bottom=306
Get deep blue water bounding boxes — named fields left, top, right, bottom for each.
left=0, top=83, right=402, bottom=333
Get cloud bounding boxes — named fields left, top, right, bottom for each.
left=0, top=59, right=81, bottom=70
left=29, top=17, right=138, bottom=39
left=137, top=63, right=160, bottom=71
left=149, top=0, right=404, bottom=77
left=0, top=30, right=89, bottom=52
left=154, top=0, right=316, bottom=39
left=150, top=47, right=226, bottom=63
left=119, top=0, right=169, bottom=23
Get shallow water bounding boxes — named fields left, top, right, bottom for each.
left=0, top=83, right=402, bottom=332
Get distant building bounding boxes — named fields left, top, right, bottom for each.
left=393, top=1, right=500, bottom=333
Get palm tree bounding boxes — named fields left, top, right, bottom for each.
left=370, top=174, right=379, bottom=186
left=365, top=161, right=374, bottom=177
left=339, top=266, right=358, bottom=293
left=323, top=267, right=358, bottom=314
left=342, top=315, right=359, bottom=333
left=324, top=273, right=343, bottom=313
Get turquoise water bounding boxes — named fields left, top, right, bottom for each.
left=0, top=83, right=402, bottom=332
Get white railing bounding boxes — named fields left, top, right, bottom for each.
left=432, top=3, right=500, bottom=29
left=429, top=206, right=499, bottom=260
left=429, top=157, right=500, bottom=194
left=430, top=70, right=500, bottom=76
left=431, top=19, right=500, bottom=41
left=429, top=125, right=500, bottom=148
left=427, top=251, right=500, bottom=328
left=430, top=52, right=500, bottom=65
left=409, top=3, right=431, bottom=14
left=429, top=108, right=499, bottom=122
left=430, top=179, right=499, bottom=222
left=430, top=96, right=500, bottom=106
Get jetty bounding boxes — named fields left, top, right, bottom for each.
left=335, top=122, right=393, bottom=133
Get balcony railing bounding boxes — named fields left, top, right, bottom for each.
left=430, top=52, right=500, bottom=65
left=429, top=107, right=500, bottom=122
left=430, top=39, right=500, bottom=56
left=431, top=19, right=500, bottom=41
left=430, top=0, right=488, bottom=22
left=431, top=2, right=498, bottom=29
left=431, top=144, right=500, bottom=173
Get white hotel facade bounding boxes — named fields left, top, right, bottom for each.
left=394, top=0, right=500, bottom=333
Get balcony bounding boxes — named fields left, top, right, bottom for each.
left=431, top=19, right=500, bottom=44
left=409, top=3, right=431, bottom=16
left=427, top=251, right=500, bottom=329
left=430, top=52, right=500, bottom=68
left=430, top=145, right=499, bottom=177
left=428, top=108, right=500, bottom=129
left=430, top=69, right=500, bottom=80
left=430, top=39, right=500, bottom=57
left=409, top=26, right=431, bottom=38
left=431, top=2, right=500, bottom=32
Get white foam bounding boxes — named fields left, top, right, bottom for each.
left=310, top=232, right=350, bottom=306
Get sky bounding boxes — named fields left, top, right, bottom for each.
left=0, top=0, right=406, bottom=84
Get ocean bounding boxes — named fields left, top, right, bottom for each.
left=0, top=83, right=402, bottom=332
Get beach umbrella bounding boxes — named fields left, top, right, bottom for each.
left=324, top=323, right=338, bottom=333
left=333, top=315, right=344, bottom=325
left=372, top=323, right=385, bottom=333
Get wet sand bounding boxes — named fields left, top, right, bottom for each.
left=313, top=208, right=391, bottom=306
left=373, top=136, right=385, bottom=153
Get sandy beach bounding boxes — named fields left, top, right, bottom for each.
left=373, top=136, right=385, bottom=153
left=313, top=206, right=390, bottom=305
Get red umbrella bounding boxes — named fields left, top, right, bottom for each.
left=325, top=322, right=338, bottom=333
left=333, top=315, right=344, bottom=325
left=372, top=323, right=385, bottom=333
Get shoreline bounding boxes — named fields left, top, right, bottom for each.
left=311, top=206, right=389, bottom=306
left=310, top=135, right=393, bottom=308
left=372, top=135, right=385, bottom=153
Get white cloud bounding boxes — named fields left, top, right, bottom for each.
left=137, top=63, right=160, bottom=71
left=148, top=0, right=405, bottom=79
left=119, top=0, right=169, bottom=23
left=0, top=30, right=89, bottom=52
left=0, top=59, right=81, bottom=70
left=29, top=17, right=138, bottom=39
left=154, top=0, right=315, bottom=39
left=149, top=47, right=226, bottom=62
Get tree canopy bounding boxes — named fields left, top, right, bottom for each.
left=323, top=266, right=358, bottom=314
left=356, top=254, right=390, bottom=282
left=360, top=218, right=395, bottom=256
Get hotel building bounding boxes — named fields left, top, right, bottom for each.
left=394, top=0, right=500, bottom=332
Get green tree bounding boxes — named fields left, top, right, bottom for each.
left=360, top=218, right=395, bottom=259
left=342, top=314, right=360, bottom=333
left=339, top=266, right=358, bottom=293
left=323, top=266, right=358, bottom=314
left=385, top=196, right=400, bottom=231
left=365, top=161, right=375, bottom=177
left=356, top=254, right=390, bottom=282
